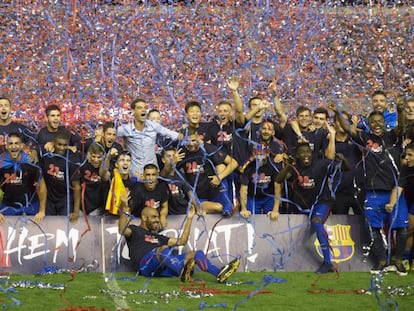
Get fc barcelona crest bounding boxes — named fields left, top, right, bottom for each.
left=314, top=224, right=355, bottom=263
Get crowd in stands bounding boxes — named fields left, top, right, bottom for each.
left=1, top=2, right=413, bottom=127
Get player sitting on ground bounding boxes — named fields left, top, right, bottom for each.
left=118, top=199, right=240, bottom=283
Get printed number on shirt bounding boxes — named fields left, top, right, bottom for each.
left=186, top=162, right=204, bottom=174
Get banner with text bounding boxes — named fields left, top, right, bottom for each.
left=0, top=214, right=371, bottom=273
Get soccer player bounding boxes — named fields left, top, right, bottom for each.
left=177, top=128, right=238, bottom=216
left=86, top=121, right=123, bottom=172
left=239, top=82, right=287, bottom=145
left=88, top=121, right=123, bottom=155
left=118, top=200, right=240, bottom=283
left=283, top=106, right=329, bottom=158
left=36, top=104, right=82, bottom=155
left=243, top=119, right=286, bottom=160
left=358, top=90, right=398, bottom=132
left=133, top=164, right=169, bottom=229
left=329, top=110, right=364, bottom=215
left=312, top=107, right=330, bottom=130
left=288, top=106, right=330, bottom=138
left=147, top=109, right=162, bottom=124
left=147, top=108, right=174, bottom=170
left=332, top=102, right=408, bottom=276
left=181, top=101, right=210, bottom=140
left=80, top=143, right=109, bottom=215
left=39, top=131, right=81, bottom=222
left=0, top=95, right=36, bottom=155
left=102, top=150, right=143, bottom=216
left=0, top=133, right=46, bottom=224
left=399, top=142, right=414, bottom=271
left=206, top=77, right=248, bottom=165
left=162, top=147, right=190, bottom=215
left=239, top=144, right=281, bottom=220
left=275, top=124, right=345, bottom=274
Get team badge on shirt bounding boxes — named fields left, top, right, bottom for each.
left=144, top=235, right=159, bottom=244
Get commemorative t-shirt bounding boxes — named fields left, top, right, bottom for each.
left=0, top=162, right=42, bottom=207
left=240, top=159, right=279, bottom=199
left=205, top=120, right=248, bottom=165
left=288, top=159, right=335, bottom=210
left=354, top=130, right=401, bottom=191
left=36, top=126, right=81, bottom=153
left=177, top=143, right=228, bottom=200
left=133, top=181, right=168, bottom=217
left=283, top=122, right=327, bottom=158
left=80, top=161, right=109, bottom=214
left=332, top=139, right=364, bottom=191
left=166, top=175, right=189, bottom=215
left=0, top=122, right=34, bottom=152
left=125, top=225, right=170, bottom=270
left=40, top=151, right=81, bottom=203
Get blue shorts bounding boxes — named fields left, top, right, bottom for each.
left=139, top=248, right=186, bottom=277
left=247, top=196, right=274, bottom=214
left=310, top=203, right=331, bottom=221
left=0, top=201, right=40, bottom=216
left=364, top=190, right=409, bottom=228
left=199, top=183, right=233, bottom=213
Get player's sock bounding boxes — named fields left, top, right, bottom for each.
left=194, top=250, right=220, bottom=276
left=395, top=227, right=408, bottom=261
left=371, top=228, right=387, bottom=263
left=312, top=221, right=332, bottom=265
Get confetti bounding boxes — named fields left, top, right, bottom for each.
left=0, top=1, right=412, bottom=129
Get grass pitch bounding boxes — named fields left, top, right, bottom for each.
left=2, top=271, right=414, bottom=310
